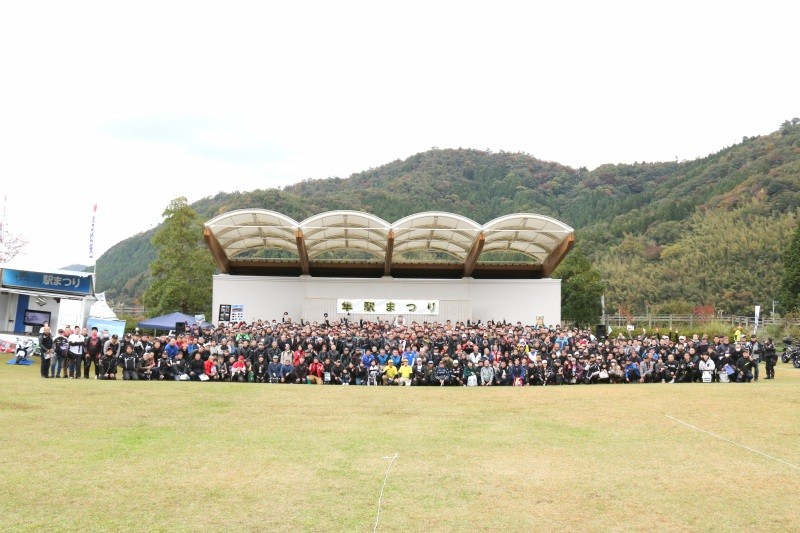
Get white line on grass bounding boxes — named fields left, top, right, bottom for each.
left=373, top=453, right=398, bottom=533
left=665, top=415, right=800, bottom=471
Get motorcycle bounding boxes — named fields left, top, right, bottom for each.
left=15, top=337, right=39, bottom=364
left=780, top=337, right=800, bottom=368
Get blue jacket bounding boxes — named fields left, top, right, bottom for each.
left=361, top=353, right=375, bottom=367
left=280, top=364, right=294, bottom=379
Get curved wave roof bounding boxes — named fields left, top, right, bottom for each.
left=204, top=209, right=574, bottom=279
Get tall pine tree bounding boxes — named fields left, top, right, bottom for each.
left=778, top=221, right=800, bottom=314
left=143, top=197, right=214, bottom=316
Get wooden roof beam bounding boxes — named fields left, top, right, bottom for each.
left=463, top=232, right=485, bottom=277
left=295, top=229, right=310, bottom=275
left=384, top=230, right=394, bottom=276
left=541, top=233, right=575, bottom=277
left=203, top=227, right=230, bottom=274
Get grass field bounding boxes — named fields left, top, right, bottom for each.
left=1, top=360, right=799, bottom=532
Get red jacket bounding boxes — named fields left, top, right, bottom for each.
left=308, top=362, right=324, bottom=378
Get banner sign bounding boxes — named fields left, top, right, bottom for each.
left=89, top=204, right=97, bottom=260
left=86, top=318, right=126, bottom=340
left=754, top=305, right=761, bottom=333
left=1, top=268, right=92, bottom=296
left=337, top=299, right=439, bottom=315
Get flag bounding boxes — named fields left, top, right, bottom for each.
left=89, top=204, right=97, bottom=260
left=754, top=305, right=761, bottom=334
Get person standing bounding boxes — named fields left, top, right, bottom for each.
left=763, top=337, right=777, bottom=379
left=746, top=334, right=762, bottom=381
left=84, top=329, right=104, bottom=379
left=51, top=329, right=69, bottom=378
left=67, top=327, right=86, bottom=378
left=38, top=326, right=54, bottom=378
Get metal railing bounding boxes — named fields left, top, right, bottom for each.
left=111, top=306, right=144, bottom=316
left=607, top=314, right=783, bottom=330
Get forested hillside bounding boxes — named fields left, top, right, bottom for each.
left=97, top=120, right=800, bottom=315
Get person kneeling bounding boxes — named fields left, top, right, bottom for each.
left=382, top=359, right=398, bottom=385
left=230, top=356, right=247, bottom=383
left=99, top=347, right=118, bottom=380
left=120, top=345, right=139, bottom=381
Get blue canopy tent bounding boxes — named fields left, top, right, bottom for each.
left=137, top=312, right=212, bottom=332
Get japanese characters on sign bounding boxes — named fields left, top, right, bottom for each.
left=42, top=274, right=81, bottom=288
left=336, top=299, right=439, bottom=315
left=1, top=268, right=92, bottom=295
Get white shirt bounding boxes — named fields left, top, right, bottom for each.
left=68, top=333, right=85, bottom=355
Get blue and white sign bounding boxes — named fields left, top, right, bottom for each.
left=1, top=268, right=93, bottom=295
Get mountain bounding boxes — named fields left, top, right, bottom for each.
left=60, top=264, right=90, bottom=272
left=97, top=119, right=800, bottom=315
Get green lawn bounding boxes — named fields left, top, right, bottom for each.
left=1, top=360, right=799, bottom=532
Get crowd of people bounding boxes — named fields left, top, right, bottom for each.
left=35, top=318, right=778, bottom=385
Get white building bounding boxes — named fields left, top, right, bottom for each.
left=0, top=266, right=95, bottom=334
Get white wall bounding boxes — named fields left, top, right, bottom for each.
left=212, top=275, right=561, bottom=326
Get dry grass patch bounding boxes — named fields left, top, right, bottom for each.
left=1, top=360, right=799, bottom=531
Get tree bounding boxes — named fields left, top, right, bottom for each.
left=0, top=220, right=28, bottom=263
left=143, top=197, right=214, bottom=317
left=778, top=221, right=800, bottom=314
left=553, top=250, right=604, bottom=328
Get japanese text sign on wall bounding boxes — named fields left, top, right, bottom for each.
left=336, top=299, right=439, bottom=315
left=1, top=268, right=92, bottom=295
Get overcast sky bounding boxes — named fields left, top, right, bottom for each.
left=1, top=0, right=797, bottom=271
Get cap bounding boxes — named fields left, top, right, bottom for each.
left=112, top=334, right=118, bottom=339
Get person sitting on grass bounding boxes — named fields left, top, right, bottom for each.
left=188, top=352, right=205, bottom=381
